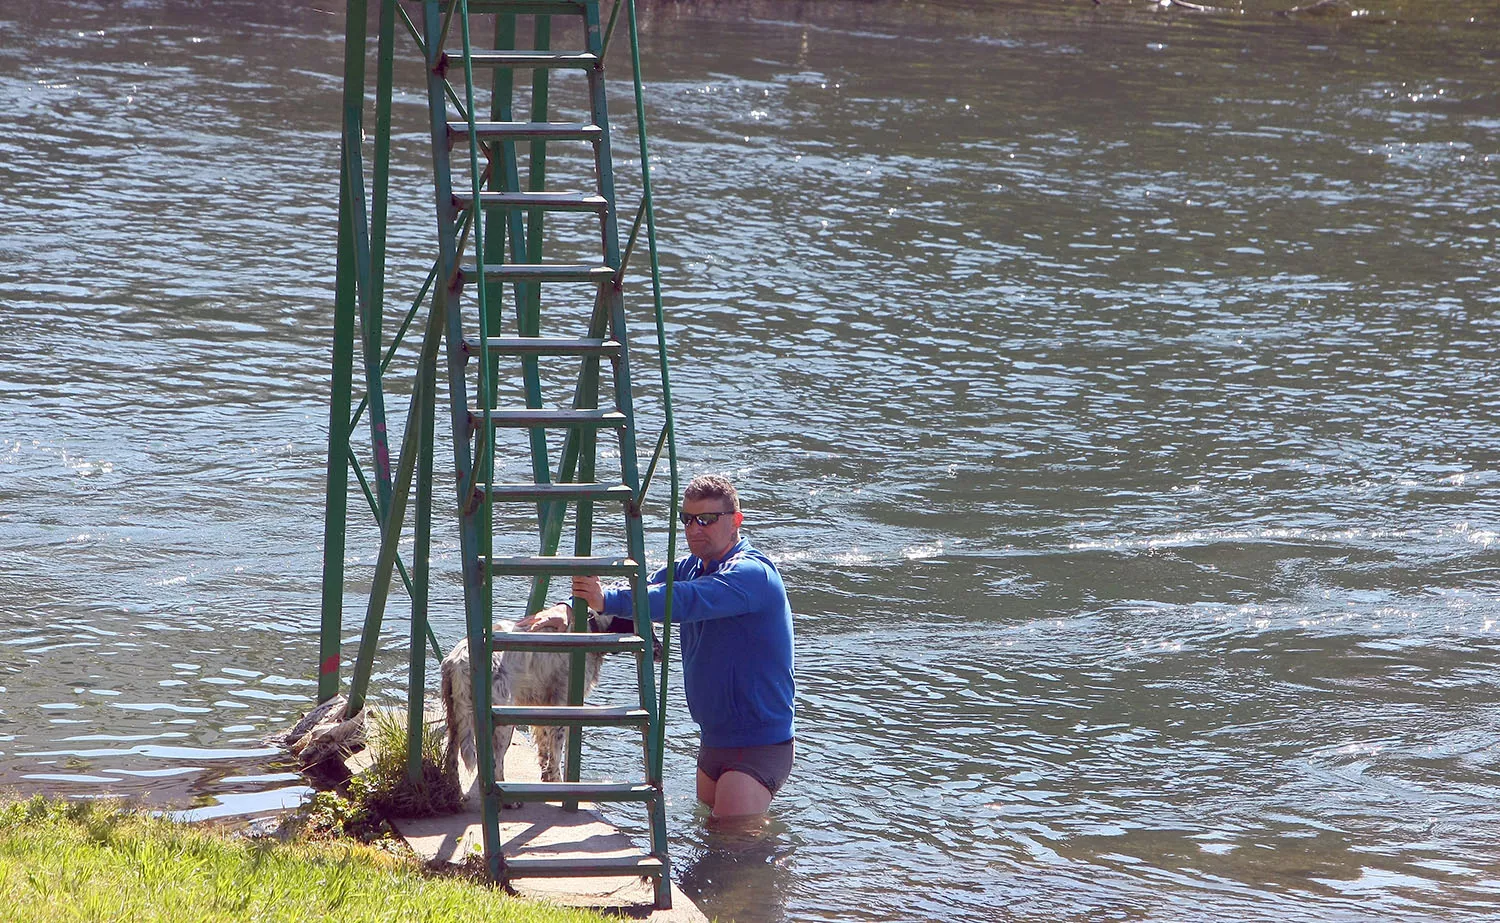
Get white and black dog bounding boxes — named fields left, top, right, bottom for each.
left=440, top=603, right=617, bottom=807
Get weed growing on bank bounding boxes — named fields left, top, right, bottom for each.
left=356, top=708, right=464, bottom=819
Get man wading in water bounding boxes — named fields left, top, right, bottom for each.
left=521, top=474, right=796, bottom=820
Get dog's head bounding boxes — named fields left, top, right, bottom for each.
left=518, top=603, right=624, bottom=632
left=518, top=603, right=662, bottom=661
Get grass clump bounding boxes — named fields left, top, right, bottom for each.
left=0, top=795, right=612, bottom=923
left=354, top=708, right=463, bottom=820
left=285, top=708, right=462, bottom=845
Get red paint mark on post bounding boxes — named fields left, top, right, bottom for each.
left=373, top=422, right=392, bottom=481
left=320, top=654, right=340, bottom=675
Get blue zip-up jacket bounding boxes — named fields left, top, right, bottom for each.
left=601, top=538, right=795, bottom=748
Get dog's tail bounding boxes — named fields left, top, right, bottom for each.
left=440, top=645, right=477, bottom=779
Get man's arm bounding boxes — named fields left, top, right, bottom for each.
left=516, top=570, right=667, bottom=631
left=602, top=556, right=771, bottom=624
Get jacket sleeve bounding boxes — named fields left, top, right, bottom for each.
left=600, top=561, right=670, bottom=625
left=602, top=555, right=770, bottom=624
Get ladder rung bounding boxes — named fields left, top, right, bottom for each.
left=432, top=1, right=589, bottom=15
left=449, top=120, right=601, bottom=142
left=465, top=336, right=621, bottom=357
left=460, top=50, right=599, bottom=70
left=492, top=705, right=650, bottom=727
left=459, top=263, right=614, bottom=284
left=453, top=191, right=608, bottom=213
left=472, top=408, right=627, bottom=429
left=493, top=781, right=657, bottom=803
left=485, top=482, right=633, bottom=503
left=502, top=854, right=665, bottom=879
left=485, top=554, right=637, bottom=577
left=490, top=630, right=646, bottom=654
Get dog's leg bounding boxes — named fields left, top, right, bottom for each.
left=533, top=725, right=552, bottom=782
left=489, top=653, right=523, bottom=809
left=533, top=724, right=568, bottom=782
left=551, top=725, right=567, bottom=782
left=493, top=721, right=522, bottom=809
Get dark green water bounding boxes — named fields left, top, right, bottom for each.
left=1, top=1, right=1498, bottom=920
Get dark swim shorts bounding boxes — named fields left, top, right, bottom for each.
left=697, top=738, right=795, bottom=795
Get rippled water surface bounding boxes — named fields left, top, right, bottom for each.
left=2, top=1, right=1499, bottom=920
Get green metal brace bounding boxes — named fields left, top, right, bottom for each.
left=317, top=1, right=680, bottom=904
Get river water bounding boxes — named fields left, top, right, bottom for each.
left=2, top=0, right=1498, bottom=920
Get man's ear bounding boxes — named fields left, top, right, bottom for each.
left=733, top=511, right=745, bottom=528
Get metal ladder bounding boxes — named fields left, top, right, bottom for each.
left=315, top=0, right=675, bottom=909
left=423, top=0, right=671, bottom=904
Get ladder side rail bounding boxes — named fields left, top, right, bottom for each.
left=421, top=0, right=504, bottom=881
left=623, top=1, right=677, bottom=905
left=625, top=0, right=680, bottom=785
left=458, top=2, right=499, bottom=645
left=610, top=285, right=673, bottom=910
left=586, top=1, right=672, bottom=908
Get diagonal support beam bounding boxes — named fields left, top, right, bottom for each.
left=346, top=290, right=448, bottom=716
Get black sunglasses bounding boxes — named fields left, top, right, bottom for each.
left=680, top=511, right=734, bottom=527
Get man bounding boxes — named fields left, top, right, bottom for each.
left=522, top=474, right=795, bottom=819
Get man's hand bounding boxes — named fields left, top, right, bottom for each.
left=571, top=575, right=604, bottom=613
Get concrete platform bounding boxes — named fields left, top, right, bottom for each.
left=382, top=737, right=706, bottom=922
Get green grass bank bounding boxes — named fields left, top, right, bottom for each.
left=0, top=795, right=613, bottom=923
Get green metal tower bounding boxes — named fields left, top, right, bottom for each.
left=315, top=0, right=678, bottom=906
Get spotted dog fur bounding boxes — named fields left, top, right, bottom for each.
left=440, top=604, right=610, bottom=807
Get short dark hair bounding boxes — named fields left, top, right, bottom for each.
left=683, top=474, right=739, bottom=512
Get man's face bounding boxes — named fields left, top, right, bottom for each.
left=681, top=496, right=743, bottom=563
